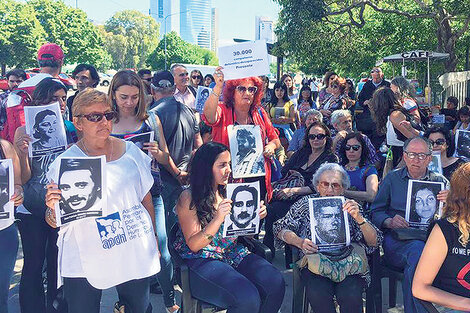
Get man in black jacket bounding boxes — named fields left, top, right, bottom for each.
left=356, top=67, right=390, bottom=147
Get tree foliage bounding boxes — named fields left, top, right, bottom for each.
left=104, top=10, right=160, bottom=70
left=275, top=0, right=470, bottom=77
left=146, top=31, right=218, bottom=70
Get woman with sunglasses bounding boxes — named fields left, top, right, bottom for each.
left=202, top=67, right=280, bottom=203
left=190, top=70, right=204, bottom=89
left=263, top=121, right=338, bottom=256
left=423, top=127, right=466, bottom=180
left=13, top=77, right=78, bottom=313
left=319, top=76, right=348, bottom=127
left=339, top=132, right=378, bottom=209
left=266, top=81, right=298, bottom=151
left=274, top=162, right=382, bottom=313
left=108, top=70, right=180, bottom=313
left=44, top=88, right=160, bottom=313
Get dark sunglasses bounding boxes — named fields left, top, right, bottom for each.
left=236, top=85, right=258, bottom=94
left=371, top=69, right=381, bottom=73
left=345, top=144, right=361, bottom=151
left=429, top=138, right=446, bottom=146
left=308, top=133, right=327, bottom=140
left=191, top=75, right=202, bottom=79
left=75, top=111, right=117, bottom=122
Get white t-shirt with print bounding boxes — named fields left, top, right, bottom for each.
left=47, top=142, right=160, bottom=289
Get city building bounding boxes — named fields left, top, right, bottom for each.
left=211, top=8, right=219, bottom=54
left=255, top=16, right=274, bottom=44
left=150, top=0, right=181, bottom=38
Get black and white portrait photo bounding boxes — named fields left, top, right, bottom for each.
left=223, top=181, right=260, bottom=237
left=0, top=159, right=14, bottom=220
left=55, top=156, right=106, bottom=226
left=309, top=196, right=350, bottom=251
left=405, top=180, right=444, bottom=227
left=455, top=130, right=470, bottom=161
left=24, top=102, right=67, bottom=158
left=228, top=125, right=265, bottom=179
left=428, top=153, right=443, bottom=175
left=124, top=131, right=154, bottom=155
left=195, top=86, right=212, bottom=113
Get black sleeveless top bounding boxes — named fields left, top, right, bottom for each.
left=433, top=219, right=470, bottom=297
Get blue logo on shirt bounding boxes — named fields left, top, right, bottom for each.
left=96, top=212, right=127, bottom=249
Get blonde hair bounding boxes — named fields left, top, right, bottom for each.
left=108, top=70, right=148, bottom=123
left=72, top=88, right=109, bottom=117
left=442, top=163, right=470, bottom=246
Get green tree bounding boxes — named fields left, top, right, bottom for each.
left=104, top=10, right=160, bottom=69
left=28, top=0, right=109, bottom=69
left=275, top=0, right=470, bottom=75
left=0, top=0, right=45, bottom=75
left=146, top=31, right=218, bottom=70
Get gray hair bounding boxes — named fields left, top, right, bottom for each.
left=330, top=109, right=352, bottom=126
left=312, top=162, right=350, bottom=191
left=305, top=109, right=323, bottom=122
left=170, top=63, right=186, bottom=75
left=403, top=137, right=432, bottom=154
left=151, top=84, right=176, bottom=94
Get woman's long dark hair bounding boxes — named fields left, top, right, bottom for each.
left=188, top=142, right=229, bottom=227
left=272, top=81, right=290, bottom=102
left=423, top=126, right=455, bottom=158
left=300, top=121, right=332, bottom=153
left=32, top=78, right=67, bottom=106
left=298, top=85, right=314, bottom=107
left=339, top=132, right=368, bottom=167
left=370, top=87, right=401, bottom=135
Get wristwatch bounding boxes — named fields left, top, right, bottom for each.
left=201, top=228, right=214, bottom=241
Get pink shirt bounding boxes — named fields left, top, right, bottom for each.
left=174, top=87, right=195, bottom=109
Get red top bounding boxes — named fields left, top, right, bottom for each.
left=202, top=103, right=279, bottom=201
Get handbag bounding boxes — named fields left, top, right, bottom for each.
left=390, top=228, right=427, bottom=242
left=272, top=170, right=305, bottom=201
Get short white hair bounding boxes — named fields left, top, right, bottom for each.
left=330, top=110, right=352, bottom=126
left=305, top=109, right=323, bottom=121
left=312, top=162, right=350, bottom=191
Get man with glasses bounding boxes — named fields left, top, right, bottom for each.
left=370, top=137, right=448, bottom=313
left=171, top=64, right=196, bottom=110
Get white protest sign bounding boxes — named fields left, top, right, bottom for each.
left=218, top=40, right=269, bottom=80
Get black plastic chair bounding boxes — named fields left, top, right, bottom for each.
left=168, top=223, right=273, bottom=313
left=419, top=299, right=440, bottom=313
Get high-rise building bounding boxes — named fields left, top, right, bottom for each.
left=211, top=8, right=218, bottom=54
left=150, top=0, right=181, bottom=38
left=180, top=0, right=212, bottom=49
left=255, top=16, right=274, bottom=44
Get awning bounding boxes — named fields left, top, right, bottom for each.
left=376, top=50, right=449, bottom=65
left=438, top=71, right=470, bottom=89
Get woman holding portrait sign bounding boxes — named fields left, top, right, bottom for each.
left=13, top=77, right=77, bottom=313
left=107, top=70, right=179, bottom=313
left=274, top=163, right=382, bottom=313
left=202, top=66, right=280, bottom=202
left=44, top=88, right=160, bottom=313
left=423, top=126, right=466, bottom=180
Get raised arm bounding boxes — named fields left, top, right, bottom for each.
left=203, top=66, right=224, bottom=124
left=13, top=126, right=31, bottom=184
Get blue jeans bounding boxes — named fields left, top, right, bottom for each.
left=185, top=254, right=285, bottom=313
left=17, top=213, right=59, bottom=313
left=0, top=223, right=19, bottom=313
left=160, top=171, right=183, bottom=233
left=151, top=195, right=176, bottom=307
left=383, top=233, right=426, bottom=313
left=64, top=277, right=151, bottom=313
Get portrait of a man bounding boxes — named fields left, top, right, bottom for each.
left=224, top=182, right=260, bottom=237
left=0, top=164, right=9, bottom=213
left=310, top=197, right=349, bottom=249
left=406, top=180, right=444, bottom=227
left=231, top=127, right=265, bottom=178
left=58, top=158, right=103, bottom=224
left=195, top=86, right=211, bottom=113
left=455, top=130, right=470, bottom=160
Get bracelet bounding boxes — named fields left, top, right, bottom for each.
left=358, top=219, right=367, bottom=226
left=211, top=91, right=220, bottom=98
left=176, top=170, right=181, bottom=177
left=201, top=227, right=214, bottom=241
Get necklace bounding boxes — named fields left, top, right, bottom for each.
left=81, top=139, right=113, bottom=161
left=345, top=163, right=360, bottom=171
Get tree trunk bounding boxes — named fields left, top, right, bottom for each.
left=1, top=63, right=5, bottom=77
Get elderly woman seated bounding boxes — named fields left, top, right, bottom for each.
left=273, top=163, right=383, bottom=313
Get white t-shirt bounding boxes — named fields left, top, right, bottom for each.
left=47, top=142, right=160, bottom=289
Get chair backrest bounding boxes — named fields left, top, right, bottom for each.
left=419, top=300, right=440, bottom=313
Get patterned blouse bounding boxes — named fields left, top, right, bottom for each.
left=273, top=194, right=383, bottom=283
left=174, top=223, right=250, bottom=268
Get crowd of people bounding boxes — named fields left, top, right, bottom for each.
left=0, top=42, right=470, bottom=313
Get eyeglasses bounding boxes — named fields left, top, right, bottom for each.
left=319, top=181, right=342, bottom=190
left=345, top=144, right=361, bottom=151
left=404, top=151, right=431, bottom=160
left=371, top=69, right=381, bottom=73
left=429, top=138, right=446, bottom=146
left=178, top=72, right=189, bottom=77
left=75, top=111, right=117, bottom=122
left=236, top=85, right=258, bottom=94
left=191, top=75, right=202, bottom=80
left=308, top=133, right=327, bottom=140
